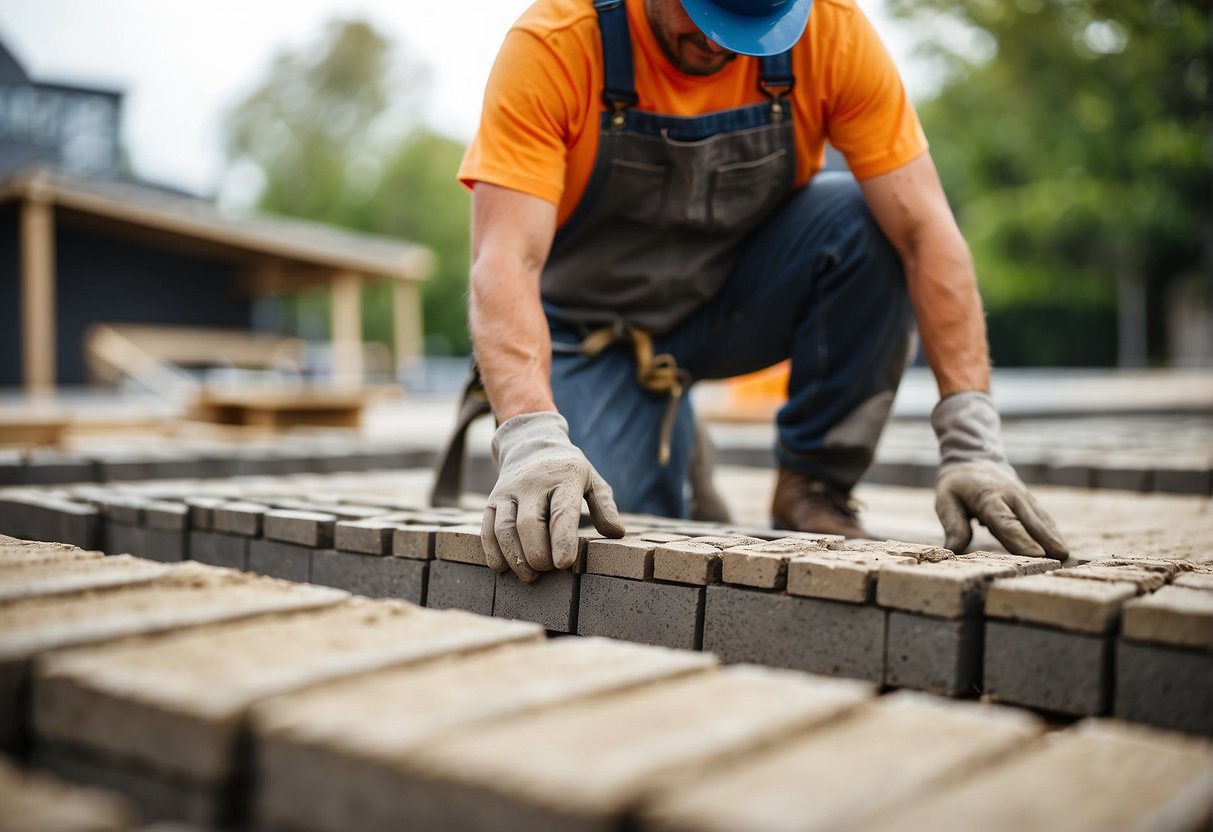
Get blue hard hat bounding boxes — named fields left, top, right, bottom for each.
left=678, top=0, right=812, bottom=57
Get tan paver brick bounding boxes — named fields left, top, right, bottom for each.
left=35, top=601, right=542, bottom=784
left=857, top=721, right=1213, bottom=832
left=586, top=537, right=658, bottom=580
left=1053, top=563, right=1170, bottom=592
left=986, top=574, right=1140, bottom=634
left=876, top=559, right=1019, bottom=618
left=433, top=524, right=488, bottom=565
left=653, top=537, right=763, bottom=586
left=959, top=551, right=1061, bottom=575
left=1122, top=585, right=1213, bottom=649
left=643, top=692, right=1042, bottom=832
left=0, top=554, right=172, bottom=602
left=252, top=638, right=717, bottom=832
left=0, top=756, right=137, bottom=831
left=838, top=540, right=955, bottom=562
left=0, top=541, right=99, bottom=569
left=1173, top=572, right=1213, bottom=592
left=720, top=538, right=830, bottom=590
left=394, top=666, right=874, bottom=830
left=787, top=551, right=915, bottom=603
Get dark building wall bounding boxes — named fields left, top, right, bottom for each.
left=0, top=205, right=20, bottom=385
left=53, top=222, right=253, bottom=384
left=0, top=215, right=255, bottom=387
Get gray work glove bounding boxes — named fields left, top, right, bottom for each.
left=483, top=411, right=625, bottom=581
left=932, top=392, right=1068, bottom=559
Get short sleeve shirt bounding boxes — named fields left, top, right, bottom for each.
left=458, top=0, right=928, bottom=227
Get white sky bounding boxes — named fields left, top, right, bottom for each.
left=0, top=0, right=929, bottom=196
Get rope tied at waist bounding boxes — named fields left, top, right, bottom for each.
left=579, top=322, right=688, bottom=466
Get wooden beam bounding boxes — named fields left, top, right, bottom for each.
left=20, top=194, right=56, bottom=397
left=331, top=271, right=363, bottom=385
left=393, top=280, right=423, bottom=368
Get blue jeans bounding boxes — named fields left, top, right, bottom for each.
left=549, top=173, right=914, bottom=517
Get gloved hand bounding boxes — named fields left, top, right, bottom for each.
left=483, top=411, right=625, bottom=581
left=932, top=392, right=1068, bottom=559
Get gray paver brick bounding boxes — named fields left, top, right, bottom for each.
left=392, top=524, right=445, bottom=560
left=703, top=586, right=885, bottom=682
left=577, top=574, right=704, bottom=649
left=984, top=620, right=1111, bottom=716
left=263, top=510, right=337, bottom=548
left=334, top=518, right=397, bottom=555
left=494, top=568, right=580, bottom=632
left=311, top=550, right=426, bottom=603
left=1115, top=639, right=1213, bottom=736
left=212, top=502, right=269, bottom=537
left=247, top=539, right=312, bottom=583
left=188, top=531, right=247, bottom=571
left=425, top=560, right=495, bottom=616
left=884, top=611, right=983, bottom=696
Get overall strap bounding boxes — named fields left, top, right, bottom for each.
left=593, top=0, right=638, bottom=112
left=758, top=48, right=796, bottom=98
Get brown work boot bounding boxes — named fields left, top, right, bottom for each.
left=771, top=467, right=870, bottom=538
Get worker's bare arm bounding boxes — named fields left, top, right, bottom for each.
left=469, top=181, right=560, bottom=421
left=859, top=152, right=990, bottom=397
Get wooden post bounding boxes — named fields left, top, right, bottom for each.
left=393, top=280, right=423, bottom=369
left=21, top=192, right=56, bottom=397
left=330, top=271, right=363, bottom=386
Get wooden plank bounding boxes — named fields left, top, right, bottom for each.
left=331, top=271, right=364, bottom=385
left=21, top=193, right=56, bottom=396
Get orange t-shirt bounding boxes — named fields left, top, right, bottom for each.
left=459, top=0, right=927, bottom=228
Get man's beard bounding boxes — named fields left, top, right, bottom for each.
left=657, top=30, right=738, bottom=76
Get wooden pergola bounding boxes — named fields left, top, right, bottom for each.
left=2, top=168, right=434, bottom=396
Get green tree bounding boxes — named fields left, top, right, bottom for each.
left=887, top=0, right=1209, bottom=365
left=224, top=19, right=472, bottom=356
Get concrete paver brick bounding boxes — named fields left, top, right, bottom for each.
left=0, top=554, right=171, bottom=602
left=577, top=574, right=704, bottom=649
left=637, top=532, right=690, bottom=544
left=494, top=569, right=579, bottom=632
left=434, top=524, right=488, bottom=565
left=143, top=501, right=188, bottom=531
left=653, top=537, right=761, bottom=586
left=642, top=692, right=1042, bottom=832
left=98, top=496, right=144, bottom=526
left=388, top=666, right=874, bottom=832
left=1122, top=586, right=1213, bottom=649
left=104, top=522, right=144, bottom=557
left=857, top=721, right=1213, bottom=832
left=839, top=539, right=954, bottom=562
left=334, top=518, right=398, bottom=555
left=1174, top=572, right=1213, bottom=592
left=984, top=620, right=1111, bottom=716
left=263, top=510, right=338, bottom=548
left=311, top=550, right=426, bottom=603
left=787, top=551, right=915, bottom=603
left=958, top=551, right=1061, bottom=575
left=0, top=563, right=346, bottom=752
left=425, top=559, right=495, bottom=616
left=986, top=574, right=1139, bottom=634
left=720, top=538, right=830, bottom=590
left=184, top=497, right=227, bottom=531
left=251, top=637, right=716, bottom=832
left=188, top=531, right=247, bottom=571
left=585, top=537, right=658, bottom=580
left=876, top=559, right=1018, bottom=619
left=0, top=540, right=98, bottom=568
left=0, top=756, right=137, bottom=832
left=1053, top=563, right=1169, bottom=592
left=34, top=601, right=542, bottom=785
left=392, top=524, right=446, bottom=560
left=884, top=612, right=983, bottom=696
left=247, top=539, right=312, bottom=584
left=212, top=502, right=270, bottom=537
left=703, top=586, right=885, bottom=682
left=1115, top=639, right=1213, bottom=736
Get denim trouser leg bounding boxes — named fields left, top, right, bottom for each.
left=550, top=172, right=914, bottom=517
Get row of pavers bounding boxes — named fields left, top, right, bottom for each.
left=1, top=473, right=1210, bottom=737
left=1, top=534, right=1211, bottom=831
left=0, top=436, right=433, bottom=487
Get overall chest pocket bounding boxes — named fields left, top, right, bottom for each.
left=708, top=148, right=790, bottom=230
left=601, top=158, right=669, bottom=226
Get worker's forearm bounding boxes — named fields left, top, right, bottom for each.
left=469, top=252, right=556, bottom=422
left=903, top=226, right=991, bottom=396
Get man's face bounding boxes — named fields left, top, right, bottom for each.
left=645, top=0, right=738, bottom=76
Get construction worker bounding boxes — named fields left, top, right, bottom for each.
left=458, top=0, right=1068, bottom=581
